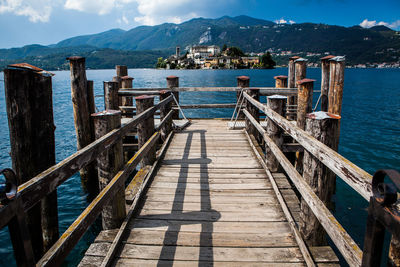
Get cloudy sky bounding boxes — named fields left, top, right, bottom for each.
left=0, top=0, right=399, bottom=48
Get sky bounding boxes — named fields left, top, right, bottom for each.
left=0, top=0, right=399, bottom=48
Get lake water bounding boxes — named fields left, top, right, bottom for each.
left=0, top=68, right=399, bottom=266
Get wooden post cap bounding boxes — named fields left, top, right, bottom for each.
left=289, top=56, right=300, bottom=60
left=66, top=56, right=85, bottom=62
left=307, top=111, right=341, bottom=120
left=268, top=94, right=287, bottom=100
left=166, top=75, right=178, bottom=80
left=274, top=75, right=288, bottom=80
left=297, top=78, right=315, bottom=85
left=237, top=76, right=250, bottom=81
left=135, top=95, right=155, bottom=100
left=329, top=56, right=345, bottom=62
left=294, top=58, right=308, bottom=62
left=7, top=63, right=54, bottom=76
left=320, top=55, right=335, bottom=61
left=91, top=110, right=121, bottom=117
left=121, top=76, right=134, bottom=80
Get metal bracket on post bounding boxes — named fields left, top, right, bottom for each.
left=361, top=169, right=400, bottom=267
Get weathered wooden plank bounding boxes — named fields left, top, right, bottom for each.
left=80, top=256, right=338, bottom=267
left=87, top=244, right=326, bottom=263
left=140, top=201, right=300, bottom=212
left=156, top=167, right=266, bottom=175
left=96, top=229, right=296, bottom=247
left=153, top=176, right=289, bottom=186
left=125, top=166, right=151, bottom=204
left=243, top=91, right=372, bottom=200
left=242, top=107, right=362, bottom=266
left=177, top=103, right=236, bottom=109
left=137, top=208, right=290, bottom=222
left=149, top=182, right=270, bottom=190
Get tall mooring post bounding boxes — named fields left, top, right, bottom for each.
left=104, top=81, right=119, bottom=110
left=320, top=55, right=335, bottom=112
left=295, top=78, right=314, bottom=175
left=300, top=111, right=340, bottom=245
left=4, top=64, right=59, bottom=259
left=160, top=90, right=173, bottom=141
left=67, top=57, right=98, bottom=194
left=237, top=76, right=250, bottom=119
left=265, top=95, right=287, bottom=172
left=328, top=57, right=345, bottom=116
left=166, top=76, right=179, bottom=120
left=113, top=65, right=128, bottom=89
left=288, top=56, right=299, bottom=88
left=92, top=110, right=126, bottom=229
left=136, top=96, right=156, bottom=167
left=245, top=88, right=260, bottom=140
left=121, top=76, right=134, bottom=109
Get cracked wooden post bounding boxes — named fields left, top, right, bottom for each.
left=67, top=57, right=98, bottom=195
left=104, top=81, right=119, bottom=110
left=266, top=95, right=287, bottom=172
left=320, top=55, right=335, bottom=112
left=121, top=76, right=134, bottom=116
left=245, top=88, right=260, bottom=142
left=274, top=75, right=288, bottom=88
left=136, top=95, right=156, bottom=167
left=92, top=110, right=126, bottom=229
left=237, top=76, right=250, bottom=119
left=166, top=76, right=179, bottom=120
left=300, top=111, right=340, bottom=245
left=4, top=64, right=59, bottom=259
left=160, top=90, right=173, bottom=141
left=328, top=57, right=345, bottom=116
left=295, top=78, right=314, bottom=174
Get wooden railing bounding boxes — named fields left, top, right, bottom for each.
left=0, top=94, right=174, bottom=266
left=241, top=90, right=373, bottom=266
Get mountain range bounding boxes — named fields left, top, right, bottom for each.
left=1, top=15, right=399, bottom=70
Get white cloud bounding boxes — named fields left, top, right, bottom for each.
left=0, top=0, right=54, bottom=22
left=360, top=19, right=400, bottom=29
left=275, top=18, right=295, bottom=25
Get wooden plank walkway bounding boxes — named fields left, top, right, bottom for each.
left=80, top=119, right=339, bottom=266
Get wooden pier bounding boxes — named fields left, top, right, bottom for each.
left=1, top=58, right=399, bottom=267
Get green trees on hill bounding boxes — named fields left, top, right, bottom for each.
left=260, top=52, right=276, bottom=69
left=226, top=47, right=245, bottom=57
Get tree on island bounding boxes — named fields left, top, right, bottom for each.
left=222, top=44, right=227, bottom=52
left=156, top=57, right=167, bottom=68
left=260, top=52, right=276, bottom=69
left=226, top=46, right=245, bottom=57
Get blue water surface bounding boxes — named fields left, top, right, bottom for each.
left=0, top=68, right=399, bottom=266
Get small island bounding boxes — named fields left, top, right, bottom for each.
left=156, top=45, right=276, bottom=69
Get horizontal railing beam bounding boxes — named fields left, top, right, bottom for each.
left=243, top=91, right=372, bottom=200
left=243, top=109, right=362, bottom=266
left=37, top=131, right=161, bottom=267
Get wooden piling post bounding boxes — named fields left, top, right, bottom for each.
left=121, top=76, right=134, bottom=110
left=67, top=57, right=98, bottom=193
left=328, top=57, right=345, bottom=115
left=295, top=58, right=307, bottom=83
left=104, top=81, right=119, bottom=110
left=296, top=79, right=314, bottom=129
left=295, top=78, right=314, bottom=174
left=116, top=65, right=128, bottom=77
left=166, top=76, right=179, bottom=120
left=274, top=75, right=288, bottom=88
left=237, top=76, right=250, bottom=119
left=136, top=95, right=156, bottom=167
left=92, top=110, right=126, bottom=229
left=113, top=65, right=127, bottom=89
left=160, top=90, right=173, bottom=141
left=300, top=111, right=340, bottom=245
left=288, top=56, right=299, bottom=88
left=245, top=88, right=260, bottom=141
left=320, top=55, right=335, bottom=112
left=266, top=95, right=287, bottom=172
left=4, top=64, right=59, bottom=259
